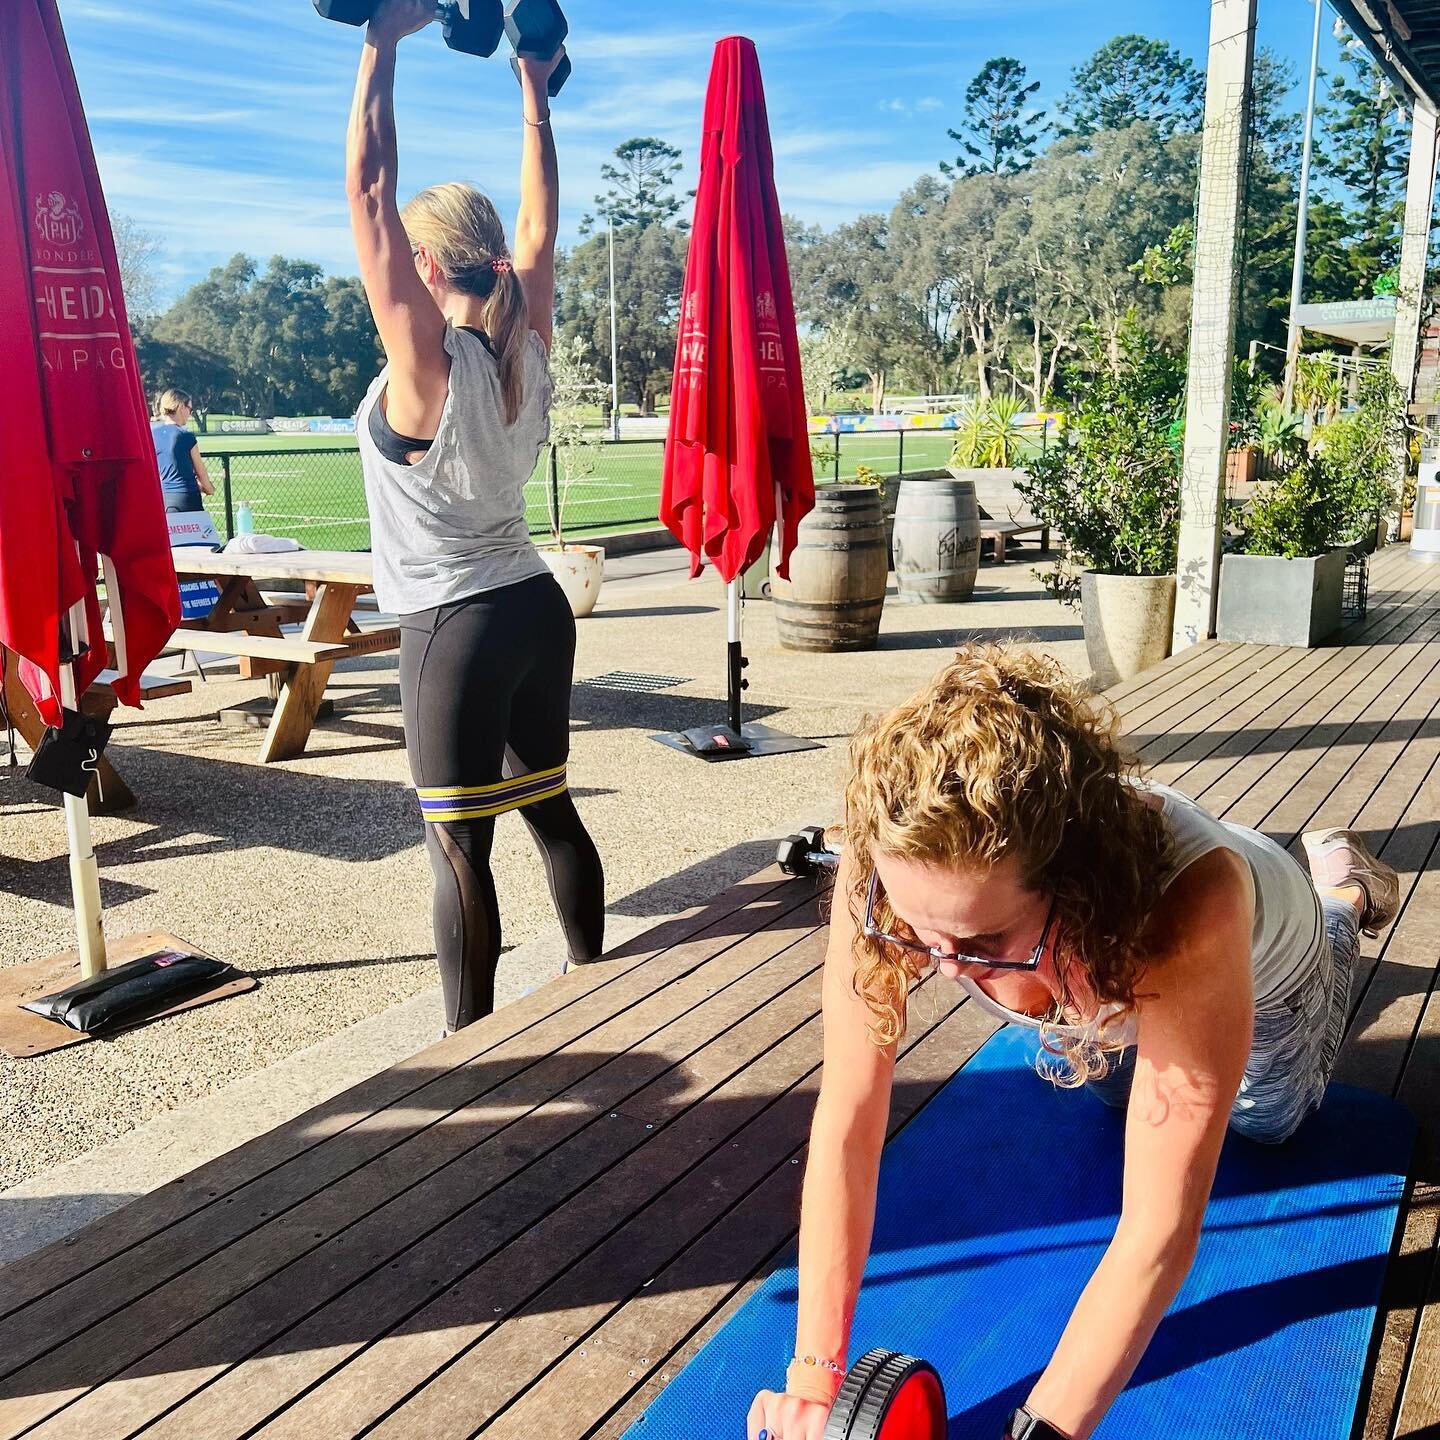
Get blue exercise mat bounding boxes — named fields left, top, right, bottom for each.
left=625, top=1026, right=1414, bottom=1439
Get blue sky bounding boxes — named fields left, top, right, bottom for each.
left=62, top=0, right=1345, bottom=303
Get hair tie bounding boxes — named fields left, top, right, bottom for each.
left=491, top=256, right=513, bottom=274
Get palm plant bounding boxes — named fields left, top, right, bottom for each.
left=950, top=395, right=1028, bottom=468
left=1295, top=354, right=1343, bottom=428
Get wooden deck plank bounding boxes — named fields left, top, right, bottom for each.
left=0, top=887, right=817, bottom=1428
left=132, top=927, right=834, bottom=1440
left=364, top=983, right=996, bottom=1440
left=0, top=871, right=797, bottom=1322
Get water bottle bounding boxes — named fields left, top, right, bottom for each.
left=236, top=501, right=255, bottom=536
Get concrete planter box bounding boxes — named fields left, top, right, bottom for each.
left=1080, top=571, right=1176, bottom=690
left=1217, top=550, right=1347, bottom=647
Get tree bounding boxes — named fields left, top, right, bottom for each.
left=1056, top=35, right=1204, bottom=139
left=133, top=328, right=237, bottom=428
left=556, top=223, right=689, bottom=414
left=1317, top=31, right=1410, bottom=292
left=790, top=213, right=909, bottom=412
left=582, top=138, right=687, bottom=233
left=1018, top=125, right=1199, bottom=359
left=940, top=57, right=1045, bottom=178
left=111, top=214, right=163, bottom=323
left=153, top=254, right=373, bottom=418
left=320, top=276, right=383, bottom=416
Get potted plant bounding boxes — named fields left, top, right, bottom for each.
left=541, top=336, right=608, bottom=619
left=1218, top=369, right=1402, bottom=646
left=1016, top=318, right=1184, bottom=689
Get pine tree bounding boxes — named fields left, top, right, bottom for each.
left=940, top=57, right=1045, bottom=178
left=1057, top=35, right=1204, bottom=139
left=581, top=138, right=688, bottom=234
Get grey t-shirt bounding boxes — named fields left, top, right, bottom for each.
left=357, top=324, right=551, bottom=615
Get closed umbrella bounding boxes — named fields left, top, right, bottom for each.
left=0, top=0, right=181, bottom=978
left=658, top=36, right=816, bottom=759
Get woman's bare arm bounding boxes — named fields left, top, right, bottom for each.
left=345, top=0, right=449, bottom=434
left=1023, top=850, right=1255, bottom=1437
left=513, top=54, right=562, bottom=349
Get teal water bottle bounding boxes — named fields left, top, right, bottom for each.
left=236, top=501, right=255, bottom=536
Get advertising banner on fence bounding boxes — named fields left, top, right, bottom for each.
left=271, top=417, right=310, bottom=434
left=213, top=418, right=270, bottom=435
left=806, top=411, right=1062, bottom=436
left=309, top=418, right=356, bottom=434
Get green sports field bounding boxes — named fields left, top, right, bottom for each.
left=196, top=430, right=971, bottom=550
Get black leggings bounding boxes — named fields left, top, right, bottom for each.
left=398, top=574, right=605, bottom=1030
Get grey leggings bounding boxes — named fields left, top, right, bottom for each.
left=1089, top=897, right=1361, bottom=1144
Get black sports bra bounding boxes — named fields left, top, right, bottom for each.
left=368, top=325, right=496, bottom=466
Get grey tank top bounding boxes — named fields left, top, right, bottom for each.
left=958, top=779, right=1325, bottom=1038
left=357, top=324, right=551, bottom=615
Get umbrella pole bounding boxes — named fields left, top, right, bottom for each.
left=58, top=614, right=107, bottom=979
left=726, top=579, right=745, bottom=736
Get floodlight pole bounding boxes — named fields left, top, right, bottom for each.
left=1283, top=0, right=1324, bottom=412
left=608, top=218, right=621, bottom=440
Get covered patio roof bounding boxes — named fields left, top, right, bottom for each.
left=1330, top=0, right=1440, bottom=111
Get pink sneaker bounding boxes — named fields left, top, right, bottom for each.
left=1302, top=828, right=1400, bottom=936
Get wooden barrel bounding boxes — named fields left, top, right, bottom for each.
left=892, top=477, right=982, bottom=603
left=772, top=486, right=889, bottom=652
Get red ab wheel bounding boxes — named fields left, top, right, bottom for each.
left=823, top=1349, right=947, bottom=1440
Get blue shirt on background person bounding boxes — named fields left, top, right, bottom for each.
left=150, top=389, right=215, bottom=514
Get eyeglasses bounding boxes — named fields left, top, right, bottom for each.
left=862, top=871, right=1057, bottom=972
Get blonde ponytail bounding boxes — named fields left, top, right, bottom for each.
left=401, top=182, right=530, bottom=425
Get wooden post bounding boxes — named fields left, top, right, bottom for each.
left=1172, top=0, right=1257, bottom=651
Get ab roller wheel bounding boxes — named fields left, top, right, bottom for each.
left=823, top=1349, right=946, bottom=1440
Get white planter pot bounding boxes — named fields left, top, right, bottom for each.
left=1080, top=571, right=1176, bottom=691
left=541, top=544, right=605, bottom=619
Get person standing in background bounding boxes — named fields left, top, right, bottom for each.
left=150, top=389, right=215, bottom=514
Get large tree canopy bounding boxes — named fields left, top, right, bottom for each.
left=1056, top=34, right=1204, bottom=139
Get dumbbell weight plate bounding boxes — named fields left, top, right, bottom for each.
left=313, top=0, right=376, bottom=25
left=510, top=51, right=570, bottom=95
left=504, top=0, right=568, bottom=56
left=442, top=0, right=504, bottom=57
left=776, top=835, right=812, bottom=879
left=823, top=1349, right=946, bottom=1440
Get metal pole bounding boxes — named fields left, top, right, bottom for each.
left=221, top=455, right=235, bottom=540
left=833, top=430, right=841, bottom=483
left=549, top=445, right=561, bottom=544
left=58, top=605, right=106, bottom=978
left=608, top=219, right=621, bottom=442
left=898, top=428, right=905, bottom=478
left=726, top=579, right=744, bottom=736
left=1283, top=0, right=1323, bottom=412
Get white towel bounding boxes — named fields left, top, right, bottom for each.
left=223, top=534, right=303, bottom=555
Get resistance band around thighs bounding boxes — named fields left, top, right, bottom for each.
left=416, top=763, right=568, bottom=823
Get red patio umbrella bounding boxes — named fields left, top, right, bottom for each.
left=659, top=36, right=815, bottom=755
left=0, top=0, right=181, bottom=975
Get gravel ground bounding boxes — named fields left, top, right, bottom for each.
left=0, top=553, right=1085, bottom=1189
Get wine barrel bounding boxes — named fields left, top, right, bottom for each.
left=892, top=477, right=981, bottom=603
left=772, top=486, right=889, bottom=653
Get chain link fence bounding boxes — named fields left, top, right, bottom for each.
left=200, top=430, right=986, bottom=549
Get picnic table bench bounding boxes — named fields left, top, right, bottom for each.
left=1, top=652, right=191, bottom=813
left=169, top=550, right=399, bottom=764
left=0, top=545, right=1436, bottom=1439
left=980, top=518, right=1050, bottom=564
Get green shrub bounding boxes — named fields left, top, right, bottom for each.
left=1016, top=318, right=1184, bottom=604
left=950, top=394, right=1027, bottom=469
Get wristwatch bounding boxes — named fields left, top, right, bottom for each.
left=1005, top=1406, right=1071, bottom=1440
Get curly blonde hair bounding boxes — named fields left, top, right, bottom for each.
left=843, top=643, right=1171, bottom=1082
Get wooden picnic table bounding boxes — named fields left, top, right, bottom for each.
left=0, top=546, right=1437, bottom=1438
left=170, top=549, right=399, bottom=764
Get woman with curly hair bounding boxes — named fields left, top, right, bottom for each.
left=748, top=643, right=1398, bottom=1440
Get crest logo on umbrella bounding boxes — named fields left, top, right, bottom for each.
left=33, top=190, right=84, bottom=246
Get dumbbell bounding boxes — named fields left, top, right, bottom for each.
left=824, top=1350, right=946, bottom=1440
left=505, top=0, right=571, bottom=96
left=777, top=825, right=839, bottom=880
left=312, top=0, right=503, bottom=57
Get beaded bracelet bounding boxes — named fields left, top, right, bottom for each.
left=790, top=1354, right=846, bottom=1378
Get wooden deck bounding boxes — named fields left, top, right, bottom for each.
left=1, top=545, right=1438, bottom=1439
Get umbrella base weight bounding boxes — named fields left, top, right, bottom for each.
left=650, top=720, right=823, bottom=762
left=0, top=932, right=255, bottom=1059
